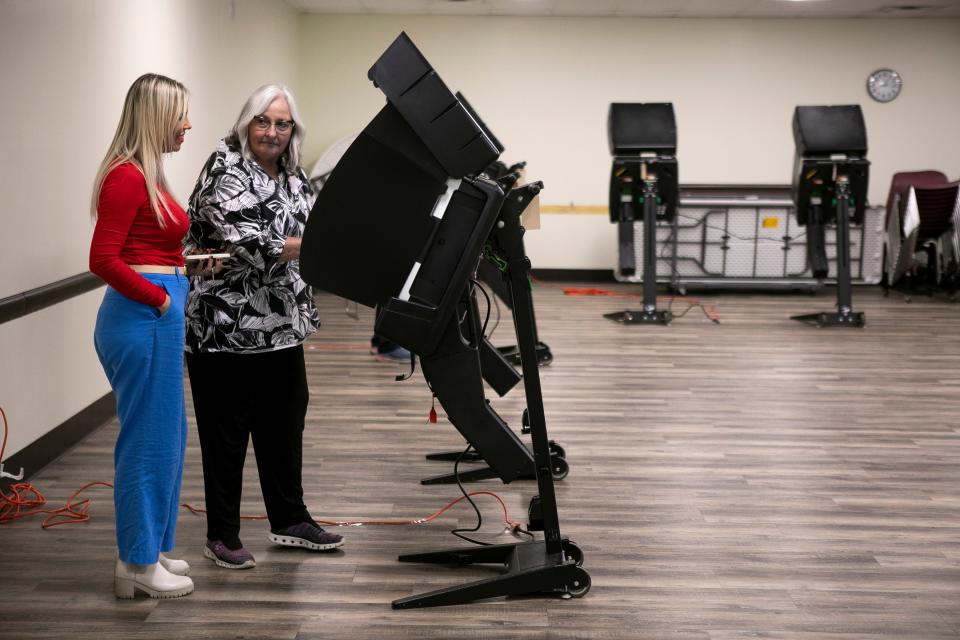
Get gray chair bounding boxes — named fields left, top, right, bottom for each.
left=884, top=171, right=958, bottom=299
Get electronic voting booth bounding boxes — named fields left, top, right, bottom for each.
left=300, top=33, right=590, bottom=609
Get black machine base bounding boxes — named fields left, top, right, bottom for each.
left=391, top=539, right=588, bottom=609
left=604, top=309, right=672, bottom=325
left=496, top=342, right=553, bottom=366
left=420, top=465, right=502, bottom=485
left=425, top=450, right=484, bottom=463
left=420, top=448, right=569, bottom=485
left=791, top=310, right=865, bottom=328
left=425, top=440, right=566, bottom=463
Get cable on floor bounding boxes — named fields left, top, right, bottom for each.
left=1, top=407, right=526, bottom=536
left=183, top=490, right=524, bottom=532
left=559, top=285, right=721, bottom=323
left=1, top=407, right=114, bottom=528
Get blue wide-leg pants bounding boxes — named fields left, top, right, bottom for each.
left=93, top=271, right=188, bottom=565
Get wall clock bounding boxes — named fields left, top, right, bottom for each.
left=867, top=68, right=902, bottom=103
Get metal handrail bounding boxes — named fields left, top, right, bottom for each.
left=0, top=272, right=102, bottom=325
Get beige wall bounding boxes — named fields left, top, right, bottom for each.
left=3, top=7, right=960, bottom=458
left=296, top=15, right=960, bottom=268
left=0, top=0, right=299, bottom=459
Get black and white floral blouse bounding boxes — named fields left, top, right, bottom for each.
left=184, top=138, right=319, bottom=354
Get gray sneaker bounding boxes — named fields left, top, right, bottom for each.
left=375, top=345, right=412, bottom=362
left=203, top=539, right=256, bottom=569
left=268, top=522, right=344, bottom=551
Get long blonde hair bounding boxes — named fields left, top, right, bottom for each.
left=91, top=73, right=188, bottom=226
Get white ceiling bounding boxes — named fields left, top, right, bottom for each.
left=285, top=0, right=960, bottom=18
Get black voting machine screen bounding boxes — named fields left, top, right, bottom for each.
left=299, top=32, right=590, bottom=609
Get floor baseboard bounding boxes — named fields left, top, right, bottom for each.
left=1, top=392, right=115, bottom=486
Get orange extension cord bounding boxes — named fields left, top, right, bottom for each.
left=0, top=406, right=524, bottom=531
left=0, top=407, right=113, bottom=528
left=540, top=278, right=722, bottom=323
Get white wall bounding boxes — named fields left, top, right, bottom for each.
left=0, top=0, right=300, bottom=459
left=295, top=15, right=960, bottom=269
left=4, top=7, right=960, bottom=459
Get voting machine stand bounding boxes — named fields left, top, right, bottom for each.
left=299, top=32, right=589, bottom=608
left=790, top=105, right=870, bottom=328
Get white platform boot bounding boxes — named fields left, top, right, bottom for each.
left=159, top=553, right=190, bottom=576
left=114, top=558, right=194, bottom=599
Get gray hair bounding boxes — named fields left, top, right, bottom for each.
left=230, top=83, right=306, bottom=173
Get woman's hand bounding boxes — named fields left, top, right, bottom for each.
left=157, top=294, right=171, bottom=317
left=184, top=253, right=229, bottom=277
left=278, top=237, right=302, bottom=263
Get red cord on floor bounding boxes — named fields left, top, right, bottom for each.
left=181, top=491, right=522, bottom=529
left=1, top=406, right=522, bottom=531
left=525, top=276, right=721, bottom=322
left=561, top=285, right=721, bottom=322
left=1, top=407, right=114, bottom=528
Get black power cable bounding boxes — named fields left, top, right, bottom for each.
left=451, top=443, right=489, bottom=546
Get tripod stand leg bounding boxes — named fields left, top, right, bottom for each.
left=420, top=465, right=501, bottom=485
left=392, top=541, right=590, bottom=609
left=392, top=563, right=589, bottom=609
left=398, top=540, right=517, bottom=565
left=425, top=450, right=484, bottom=462
left=618, top=219, right=636, bottom=276
left=607, top=174, right=671, bottom=325
left=791, top=180, right=865, bottom=328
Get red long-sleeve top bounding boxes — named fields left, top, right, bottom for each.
left=89, top=163, right=188, bottom=307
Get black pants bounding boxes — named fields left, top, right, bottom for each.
left=186, top=345, right=311, bottom=548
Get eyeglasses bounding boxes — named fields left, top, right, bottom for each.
left=252, top=115, right=295, bottom=134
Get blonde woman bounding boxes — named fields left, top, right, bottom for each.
left=90, top=73, right=213, bottom=599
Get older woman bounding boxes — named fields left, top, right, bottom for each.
left=184, top=84, right=343, bottom=569
left=90, top=73, right=196, bottom=599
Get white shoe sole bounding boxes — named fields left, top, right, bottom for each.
left=268, top=532, right=344, bottom=551
left=203, top=546, right=256, bottom=569
left=114, top=576, right=194, bottom=599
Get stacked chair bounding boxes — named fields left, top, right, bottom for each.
left=884, top=170, right=959, bottom=301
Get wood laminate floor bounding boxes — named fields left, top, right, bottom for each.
left=1, top=284, right=958, bottom=639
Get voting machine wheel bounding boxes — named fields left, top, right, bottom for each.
left=565, top=567, right=591, bottom=598
left=548, top=440, right=566, bottom=460
left=550, top=455, right=569, bottom=481
left=562, top=540, right=584, bottom=567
